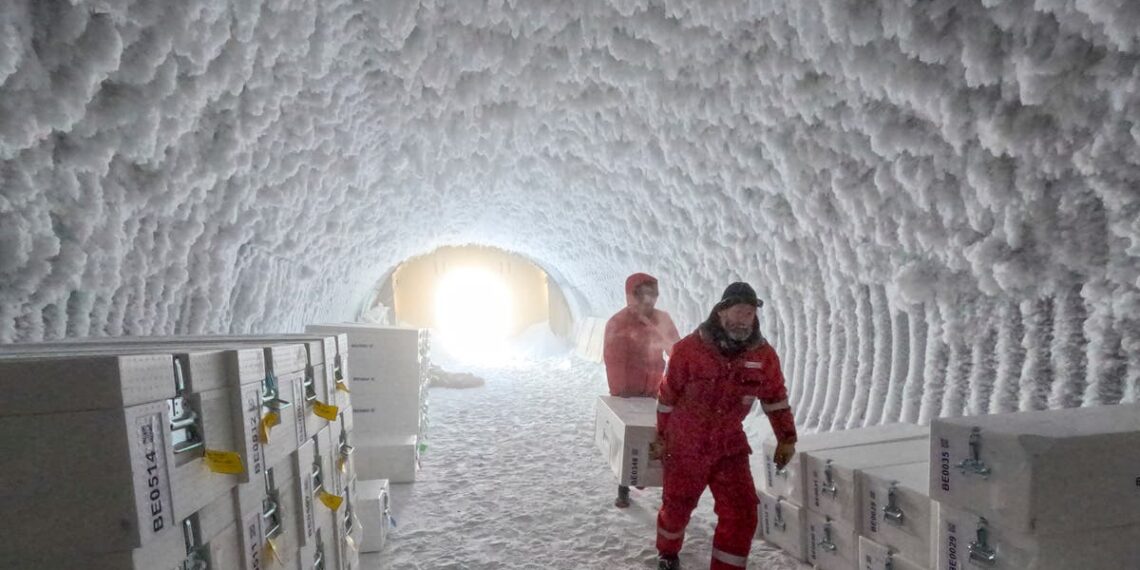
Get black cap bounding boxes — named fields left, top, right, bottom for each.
left=715, top=282, right=763, bottom=311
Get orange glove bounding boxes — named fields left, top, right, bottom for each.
left=773, top=441, right=796, bottom=469
left=649, top=435, right=666, bottom=461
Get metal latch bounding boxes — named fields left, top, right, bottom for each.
left=333, top=353, right=344, bottom=383
left=968, top=517, right=997, bottom=565
left=303, top=366, right=318, bottom=404
left=180, top=516, right=209, bottom=570
left=339, top=424, right=355, bottom=458
left=343, top=488, right=354, bottom=534
left=261, top=371, right=292, bottom=411
left=263, top=468, right=283, bottom=540
left=957, top=427, right=992, bottom=478
left=312, top=462, right=324, bottom=494
left=313, top=530, right=325, bottom=570
left=818, top=518, right=837, bottom=552
left=773, top=498, right=787, bottom=532
left=883, top=481, right=905, bottom=526
left=170, top=357, right=204, bottom=455
left=821, top=460, right=838, bottom=497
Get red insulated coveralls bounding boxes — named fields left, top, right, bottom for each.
left=655, top=328, right=797, bottom=569
left=603, top=273, right=681, bottom=397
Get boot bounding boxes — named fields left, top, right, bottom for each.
left=657, top=554, right=681, bottom=570
left=614, top=485, right=631, bottom=508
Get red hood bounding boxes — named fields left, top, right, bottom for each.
left=625, top=273, right=658, bottom=307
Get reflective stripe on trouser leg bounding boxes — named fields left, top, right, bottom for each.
left=711, top=548, right=748, bottom=568
left=657, top=453, right=709, bottom=556
left=657, top=402, right=673, bottom=413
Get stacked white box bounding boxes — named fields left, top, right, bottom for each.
left=935, top=502, right=1140, bottom=570
left=931, top=403, right=1140, bottom=534
left=806, top=509, right=859, bottom=570
left=804, top=438, right=929, bottom=523
left=355, top=435, right=420, bottom=483
left=306, top=323, right=429, bottom=445
left=0, top=335, right=338, bottom=568
left=860, top=535, right=928, bottom=570
left=859, top=462, right=936, bottom=569
left=758, top=489, right=807, bottom=559
left=357, top=478, right=392, bottom=553
left=929, top=403, right=1140, bottom=570
left=593, top=396, right=663, bottom=487
left=759, top=422, right=930, bottom=505
left=753, top=422, right=930, bottom=564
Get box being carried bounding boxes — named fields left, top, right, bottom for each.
left=594, top=396, right=662, bottom=487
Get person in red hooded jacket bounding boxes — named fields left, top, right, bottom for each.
left=603, top=272, right=681, bottom=508
left=650, top=282, right=797, bottom=570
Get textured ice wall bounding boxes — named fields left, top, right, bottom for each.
left=2, top=1, right=1138, bottom=423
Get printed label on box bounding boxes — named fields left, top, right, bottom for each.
left=242, top=509, right=264, bottom=570
left=241, top=384, right=265, bottom=481
left=134, top=410, right=174, bottom=542
left=294, top=376, right=308, bottom=443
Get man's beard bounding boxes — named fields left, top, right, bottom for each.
left=725, top=326, right=752, bottom=341
left=701, top=312, right=762, bottom=356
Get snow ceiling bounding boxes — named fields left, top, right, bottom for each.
left=2, top=0, right=1138, bottom=425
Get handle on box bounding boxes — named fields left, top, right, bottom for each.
left=883, top=481, right=905, bottom=526
left=821, top=459, right=838, bottom=497
left=957, top=427, right=992, bottom=479
left=818, top=519, right=838, bottom=552
left=968, top=517, right=997, bottom=565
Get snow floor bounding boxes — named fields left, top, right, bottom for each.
left=361, top=351, right=809, bottom=569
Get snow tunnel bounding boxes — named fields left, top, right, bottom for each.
left=1, top=1, right=1139, bottom=568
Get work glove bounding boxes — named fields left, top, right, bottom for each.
left=649, top=435, right=666, bottom=461
left=773, top=441, right=796, bottom=470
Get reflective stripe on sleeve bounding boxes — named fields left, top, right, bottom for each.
left=761, top=399, right=790, bottom=413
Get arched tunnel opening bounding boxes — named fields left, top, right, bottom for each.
left=1, top=1, right=1139, bottom=568
left=365, top=245, right=576, bottom=364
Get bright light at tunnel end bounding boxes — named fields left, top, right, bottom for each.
left=433, top=266, right=515, bottom=364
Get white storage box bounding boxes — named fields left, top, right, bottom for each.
left=860, top=535, right=928, bottom=570
left=262, top=369, right=302, bottom=469
left=760, top=423, right=929, bottom=505
left=357, top=478, right=392, bottom=553
left=805, top=510, right=858, bottom=570
left=930, top=403, right=1140, bottom=534
left=0, top=400, right=176, bottom=554
left=354, top=435, right=419, bottom=483
left=758, top=488, right=807, bottom=561
left=332, top=476, right=363, bottom=570
left=0, top=353, right=176, bottom=414
left=859, top=461, right=937, bottom=567
left=352, top=397, right=422, bottom=437
left=935, top=502, right=1140, bottom=570
left=804, top=438, right=929, bottom=522
left=594, top=396, right=663, bottom=487
left=171, top=386, right=243, bottom=520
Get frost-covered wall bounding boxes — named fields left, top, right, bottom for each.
left=2, top=1, right=1138, bottom=423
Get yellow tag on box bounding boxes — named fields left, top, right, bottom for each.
left=313, top=401, right=339, bottom=421
left=335, top=380, right=350, bottom=393
left=204, top=450, right=245, bottom=474
left=319, top=490, right=344, bottom=511
left=265, top=537, right=283, bottom=563
left=259, top=411, right=281, bottom=444
left=338, top=456, right=348, bottom=473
